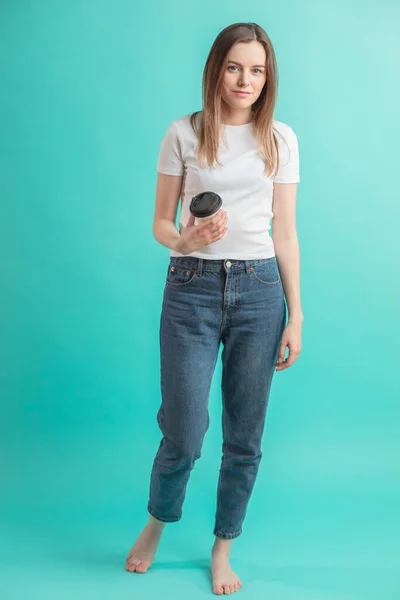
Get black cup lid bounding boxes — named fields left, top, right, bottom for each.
left=190, top=191, right=223, bottom=218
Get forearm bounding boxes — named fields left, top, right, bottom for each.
left=273, top=234, right=304, bottom=323
left=153, top=219, right=181, bottom=252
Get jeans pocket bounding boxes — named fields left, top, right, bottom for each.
left=166, top=263, right=197, bottom=287
left=250, top=259, right=281, bottom=285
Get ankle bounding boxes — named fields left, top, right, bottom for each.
left=148, top=514, right=166, bottom=533
left=212, top=537, right=232, bottom=557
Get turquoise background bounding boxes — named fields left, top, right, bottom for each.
left=1, top=1, right=399, bottom=599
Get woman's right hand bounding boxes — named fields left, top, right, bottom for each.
left=175, top=211, right=228, bottom=255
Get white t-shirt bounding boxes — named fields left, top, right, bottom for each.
left=156, top=112, right=300, bottom=260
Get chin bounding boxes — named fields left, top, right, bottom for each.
left=233, top=100, right=253, bottom=108
left=226, top=97, right=251, bottom=107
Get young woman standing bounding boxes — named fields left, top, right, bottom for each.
left=126, top=22, right=303, bottom=595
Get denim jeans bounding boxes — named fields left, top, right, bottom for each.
left=148, top=256, right=286, bottom=540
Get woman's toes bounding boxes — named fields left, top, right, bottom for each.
left=214, top=584, right=224, bottom=595
left=136, top=560, right=151, bottom=573
left=126, top=557, right=139, bottom=569
left=125, top=553, right=153, bottom=574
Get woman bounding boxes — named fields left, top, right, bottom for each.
left=126, top=22, right=303, bottom=595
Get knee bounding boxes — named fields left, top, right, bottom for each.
left=174, top=435, right=204, bottom=464
left=224, top=442, right=262, bottom=464
left=156, top=430, right=206, bottom=468
left=158, top=410, right=209, bottom=464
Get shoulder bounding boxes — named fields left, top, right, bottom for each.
left=166, top=113, right=200, bottom=137
left=272, top=119, right=298, bottom=146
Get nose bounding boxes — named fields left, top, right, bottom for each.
left=238, top=69, right=250, bottom=87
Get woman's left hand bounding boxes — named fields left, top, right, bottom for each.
left=275, top=320, right=303, bottom=371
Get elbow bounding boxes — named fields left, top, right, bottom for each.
left=272, top=229, right=298, bottom=244
left=152, top=219, right=160, bottom=242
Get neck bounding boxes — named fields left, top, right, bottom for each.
left=221, top=106, right=253, bottom=126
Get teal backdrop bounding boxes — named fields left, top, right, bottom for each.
left=1, top=1, right=399, bottom=599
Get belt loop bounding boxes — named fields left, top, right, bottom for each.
left=245, top=260, right=251, bottom=274
left=196, top=258, right=203, bottom=276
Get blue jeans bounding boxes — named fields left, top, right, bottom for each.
left=148, top=256, right=286, bottom=540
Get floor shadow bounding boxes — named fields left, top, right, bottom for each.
left=41, top=544, right=400, bottom=599
left=151, top=558, right=209, bottom=572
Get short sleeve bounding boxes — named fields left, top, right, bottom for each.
left=273, top=125, right=300, bottom=183
left=157, top=121, right=184, bottom=176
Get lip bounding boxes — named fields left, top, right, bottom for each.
left=233, top=90, right=251, bottom=95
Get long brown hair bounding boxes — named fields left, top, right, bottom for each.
left=190, top=22, right=281, bottom=177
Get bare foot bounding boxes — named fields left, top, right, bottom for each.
left=125, top=515, right=166, bottom=574
left=211, top=539, right=242, bottom=595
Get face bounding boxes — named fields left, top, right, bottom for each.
left=220, top=40, right=267, bottom=114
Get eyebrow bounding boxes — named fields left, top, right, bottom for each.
left=228, top=60, right=266, bottom=69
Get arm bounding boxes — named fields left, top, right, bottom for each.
left=272, top=182, right=303, bottom=324
left=271, top=181, right=303, bottom=371
left=152, top=172, right=228, bottom=254
left=152, top=172, right=183, bottom=251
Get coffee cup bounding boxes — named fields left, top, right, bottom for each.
left=189, top=191, right=223, bottom=226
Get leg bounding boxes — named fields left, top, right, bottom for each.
left=214, top=274, right=286, bottom=539
left=126, top=259, right=222, bottom=574
left=148, top=279, right=221, bottom=522
left=209, top=258, right=285, bottom=593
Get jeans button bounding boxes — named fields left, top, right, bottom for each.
left=226, top=261, right=232, bottom=268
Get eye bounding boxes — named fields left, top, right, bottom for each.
left=227, top=65, right=263, bottom=75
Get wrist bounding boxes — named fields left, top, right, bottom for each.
left=288, top=314, right=304, bottom=325
left=288, top=307, right=304, bottom=323
left=173, top=235, right=188, bottom=255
